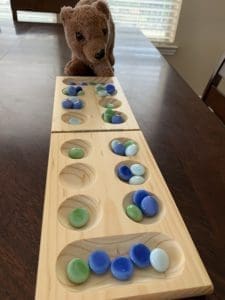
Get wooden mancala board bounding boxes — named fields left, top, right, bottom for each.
left=35, top=77, right=213, bottom=300
left=51, top=76, right=139, bottom=132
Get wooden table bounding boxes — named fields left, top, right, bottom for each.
left=0, top=20, right=224, bottom=300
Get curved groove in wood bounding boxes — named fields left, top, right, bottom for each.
left=99, top=97, right=122, bottom=109
left=56, top=232, right=185, bottom=292
left=101, top=111, right=127, bottom=124
left=115, top=160, right=149, bottom=185
left=61, top=139, right=91, bottom=158
left=123, top=191, right=164, bottom=224
left=61, top=112, right=87, bottom=125
left=58, top=195, right=102, bottom=231
left=59, top=163, right=96, bottom=189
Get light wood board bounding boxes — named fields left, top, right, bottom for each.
left=35, top=131, right=213, bottom=300
left=51, top=76, right=140, bottom=132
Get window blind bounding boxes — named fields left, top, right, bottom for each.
left=108, top=0, right=182, bottom=43
left=0, top=0, right=12, bottom=19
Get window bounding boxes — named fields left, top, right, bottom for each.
left=0, top=0, right=12, bottom=19
left=108, top=0, right=182, bottom=43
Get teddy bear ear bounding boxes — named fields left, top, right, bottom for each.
left=60, top=6, right=74, bottom=24
left=94, top=1, right=110, bottom=19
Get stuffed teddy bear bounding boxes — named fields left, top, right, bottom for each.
left=60, top=0, right=115, bottom=76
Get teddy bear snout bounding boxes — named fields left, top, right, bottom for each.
left=95, top=49, right=105, bottom=60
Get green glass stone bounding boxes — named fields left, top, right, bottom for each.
left=126, top=204, right=143, bottom=222
left=103, top=113, right=112, bottom=123
left=97, top=90, right=108, bottom=97
left=124, top=140, right=135, bottom=148
left=68, top=207, right=89, bottom=228
left=103, top=108, right=116, bottom=123
left=95, top=84, right=105, bottom=91
left=66, top=258, right=90, bottom=284
left=77, top=90, right=85, bottom=96
left=105, top=108, right=115, bottom=115
left=68, top=147, right=85, bottom=159
left=62, top=87, right=67, bottom=95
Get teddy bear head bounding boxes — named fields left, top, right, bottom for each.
left=60, top=1, right=111, bottom=64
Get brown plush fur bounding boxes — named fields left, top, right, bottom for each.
left=60, top=0, right=115, bottom=76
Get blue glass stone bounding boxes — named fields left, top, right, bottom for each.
left=129, top=243, right=151, bottom=268
left=117, top=165, right=132, bottom=182
left=111, top=115, right=124, bottom=124
left=105, top=103, right=114, bottom=108
left=113, top=143, right=126, bottom=156
left=111, top=256, right=134, bottom=281
left=140, top=195, right=159, bottom=217
left=130, top=163, right=145, bottom=176
left=79, top=82, right=88, bottom=86
left=125, top=144, right=139, bottom=157
left=129, top=176, right=145, bottom=185
left=111, top=139, right=120, bottom=149
left=62, top=99, right=73, bottom=109
left=68, top=117, right=81, bottom=125
left=67, top=85, right=77, bottom=96
left=150, top=248, right=170, bottom=272
left=72, top=99, right=84, bottom=109
left=106, top=84, right=116, bottom=95
left=132, top=189, right=150, bottom=208
left=88, top=250, right=111, bottom=275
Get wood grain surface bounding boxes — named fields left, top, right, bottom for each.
left=51, top=76, right=139, bottom=132
left=35, top=131, right=212, bottom=299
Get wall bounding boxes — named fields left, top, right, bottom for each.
left=166, top=0, right=225, bottom=96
